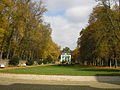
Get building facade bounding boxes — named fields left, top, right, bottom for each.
left=60, top=52, right=71, bottom=63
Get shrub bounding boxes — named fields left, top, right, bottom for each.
left=37, top=59, right=43, bottom=65
left=62, top=60, right=66, bottom=64
left=71, top=59, right=75, bottom=64
left=43, top=59, right=48, bottom=64
left=26, top=59, right=34, bottom=65
left=9, top=56, right=20, bottom=66
left=47, top=55, right=53, bottom=63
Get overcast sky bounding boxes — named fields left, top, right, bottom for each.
left=43, top=0, right=97, bottom=50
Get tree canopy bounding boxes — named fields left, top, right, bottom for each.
left=0, top=0, right=60, bottom=62
left=77, top=0, right=120, bottom=67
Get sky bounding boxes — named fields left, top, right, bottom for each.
left=43, top=0, right=97, bottom=50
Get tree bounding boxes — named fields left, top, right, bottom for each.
left=0, top=0, right=60, bottom=65
left=9, top=55, right=20, bottom=66
left=71, top=47, right=80, bottom=64
left=62, top=47, right=71, bottom=53
left=77, top=1, right=120, bottom=67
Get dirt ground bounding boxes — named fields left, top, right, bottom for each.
left=0, top=73, right=120, bottom=90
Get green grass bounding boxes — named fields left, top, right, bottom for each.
left=0, top=65, right=120, bottom=76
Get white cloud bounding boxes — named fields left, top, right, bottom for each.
left=45, top=0, right=96, bottom=11
left=44, top=16, right=87, bottom=49
left=43, top=0, right=97, bottom=50
left=64, top=6, right=92, bottom=23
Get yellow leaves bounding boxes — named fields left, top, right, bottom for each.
left=0, top=4, right=5, bottom=10
left=0, top=0, right=12, bottom=8
left=0, top=28, right=5, bottom=46
left=0, top=0, right=60, bottom=61
left=11, top=40, right=17, bottom=48
left=0, top=28, right=5, bottom=33
left=41, top=39, right=60, bottom=60
left=0, top=28, right=5, bottom=38
left=17, top=21, right=25, bottom=38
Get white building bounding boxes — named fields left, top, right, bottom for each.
left=60, top=52, right=71, bottom=63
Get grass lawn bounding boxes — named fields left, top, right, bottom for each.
left=0, top=65, right=120, bottom=76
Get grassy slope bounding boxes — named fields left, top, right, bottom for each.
left=0, top=65, right=120, bottom=76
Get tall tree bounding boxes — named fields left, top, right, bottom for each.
left=77, top=1, right=120, bottom=67
left=0, top=0, right=60, bottom=64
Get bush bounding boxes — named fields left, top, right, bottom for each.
left=62, top=60, right=67, bottom=64
left=26, top=59, right=34, bottom=65
left=71, top=59, right=75, bottom=64
left=9, top=56, right=20, bottom=66
left=43, top=59, right=48, bottom=64
left=47, top=55, right=53, bottom=63
left=37, top=59, right=43, bottom=65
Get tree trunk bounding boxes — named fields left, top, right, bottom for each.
left=0, top=50, right=3, bottom=59
left=100, top=59, right=103, bottom=66
left=95, top=61, right=96, bottom=66
left=115, top=59, right=117, bottom=68
left=0, top=34, right=6, bottom=59
left=109, top=59, right=111, bottom=67
left=96, top=60, right=97, bottom=66
left=101, top=60, right=103, bottom=66
left=7, top=29, right=15, bottom=59
left=6, top=41, right=11, bottom=59
left=12, top=48, right=16, bottom=57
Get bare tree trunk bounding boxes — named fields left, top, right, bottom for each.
left=0, top=34, right=6, bottom=59
left=115, top=59, right=117, bottom=68
left=109, top=59, right=111, bottom=67
left=96, top=60, right=97, bottom=66
left=95, top=61, right=96, bottom=66
left=101, top=60, right=103, bottom=66
left=0, top=50, right=3, bottom=59
left=7, top=41, right=11, bottom=59
left=12, top=48, right=16, bottom=57
left=100, top=59, right=103, bottom=66
left=6, top=29, right=15, bottom=59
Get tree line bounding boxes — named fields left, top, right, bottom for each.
left=77, top=0, right=120, bottom=67
left=0, top=0, right=60, bottom=64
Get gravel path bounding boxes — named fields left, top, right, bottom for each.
left=0, top=73, right=120, bottom=81
left=0, top=73, right=120, bottom=89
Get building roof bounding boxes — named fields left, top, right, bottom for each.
left=61, top=52, right=71, bottom=55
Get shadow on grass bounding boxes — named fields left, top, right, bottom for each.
left=79, top=68, right=120, bottom=72
left=0, top=83, right=118, bottom=90
left=78, top=68, right=120, bottom=76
